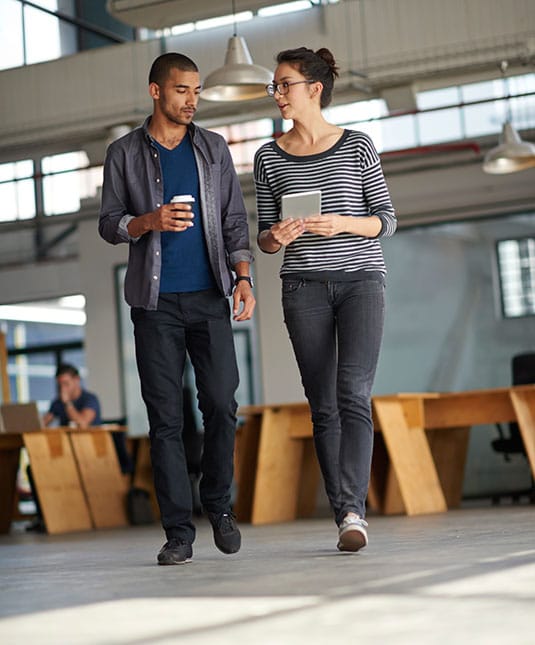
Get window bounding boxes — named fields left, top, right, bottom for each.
left=417, top=86, right=461, bottom=110
left=0, top=160, right=35, bottom=222
left=379, top=114, right=417, bottom=152
left=0, top=0, right=130, bottom=71
left=41, top=151, right=102, bottom=216
left=417, top=107, right=463, bottom=144
left=211, top=119, right=274, bottom=174
left=497, top=238, right=535, bottom=318
left=0, top=1, right=24, bottom=69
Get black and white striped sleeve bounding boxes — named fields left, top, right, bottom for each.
left=360, top=134, right=397, bottom=238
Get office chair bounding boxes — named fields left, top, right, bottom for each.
left=491, top=352, right=535, bottom=503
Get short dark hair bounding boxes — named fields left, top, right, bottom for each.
left=56, top=363, right=80, bottom=378
left=276, top=47, right=339, bottom=108
left=148, top=52, right=199, bottom=86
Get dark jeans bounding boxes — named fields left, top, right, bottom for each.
left=282, top=277, right=385, bottom=523
left=131, top=290, right=239, bottom=544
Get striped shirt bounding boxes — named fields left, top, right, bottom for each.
left=254, top=129, right=396, bottom=279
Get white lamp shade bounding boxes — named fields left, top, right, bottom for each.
left=483, top=122, right=535, bottom=174
left=201, top=36, right=272, bottom=102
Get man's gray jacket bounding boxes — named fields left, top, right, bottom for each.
left=99, top=117, right=253, bottom=310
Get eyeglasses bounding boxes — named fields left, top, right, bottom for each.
left=265, top=80, right=315, bottom=97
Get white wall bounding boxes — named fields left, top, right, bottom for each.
left=254, top=246, right=303, bottom=403
left=0, top=259, right=80, bottom=305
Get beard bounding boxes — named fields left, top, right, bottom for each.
left=159, top=96, right=195, bottom=126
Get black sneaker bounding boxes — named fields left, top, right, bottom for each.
left=208, top=511, right=241, bottom=554
left=157, top=538, right=192, bottom=565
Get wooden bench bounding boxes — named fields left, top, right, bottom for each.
left=235, top=385, right=535, bottom=524
left=0, top=426, right=129, bottom=534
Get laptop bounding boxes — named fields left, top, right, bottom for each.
left=0, top=402, right=43, bottom=433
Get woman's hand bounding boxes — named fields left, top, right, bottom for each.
left=305, top=214, right=383, bottom=238
left=304, top=214, right=345, bottom=237
left=258, top=218, right=305, bottom=252
left=271, top=218, right=306, bottom=246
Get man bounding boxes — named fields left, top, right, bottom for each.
left=99, top=53, right=255, bottom=565
left=43, top=363, right=101, bottom=429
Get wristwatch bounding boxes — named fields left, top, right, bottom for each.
left=235, top=275, right=253, bottom=288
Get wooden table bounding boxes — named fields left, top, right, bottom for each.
left=0, top=425, right=128, bottom=534
left=374, top=385, right=535, bottom=516
left=235, top=385, right=535, bottom=524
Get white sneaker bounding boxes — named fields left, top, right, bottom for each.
left=337, top=513, right=368, bottom=552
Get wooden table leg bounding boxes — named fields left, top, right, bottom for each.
left=234, top=415, right=262, bottom=522
left=373, top=399, right=447, bottom=515
left=368, top=431, right=405, bottom=515
left=296, top=438, right=321, bottom=518
left=23, top=432, right=92, bottom=534
left=510, top=389, right=535, bottom=478
left=132, top=437, right=160, bottom=519
left=426, top=426, right=470, bottom=508
left=69, top=432, right=128, bottom=529
left=251, top=408, right=306, bottom=525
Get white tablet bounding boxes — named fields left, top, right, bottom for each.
left=281, top=190, right=321, bottom=219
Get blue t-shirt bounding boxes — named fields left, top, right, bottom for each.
left=156, top=136, right=216, bottom=293
left=48, top=389, right=101, bottom=426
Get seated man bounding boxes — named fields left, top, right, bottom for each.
left=43, top=363, right=101, bottom=428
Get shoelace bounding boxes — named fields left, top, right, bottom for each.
left=166, top=538, right=189, bottom=548
left=341, top=516, right=368, bottom=529
left=218, top=512, right=237, bottom=533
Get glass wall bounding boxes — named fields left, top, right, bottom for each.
left=0, top=295, right=86, bottom=413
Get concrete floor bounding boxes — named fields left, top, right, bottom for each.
left=1, top=505, right=535, bottom=645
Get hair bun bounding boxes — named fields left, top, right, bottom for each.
left=315, top=48, right=339, bottom=78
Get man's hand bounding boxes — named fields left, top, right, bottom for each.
left=59, top=383, right=71, bottom=404
left=149, top=202, right=194, bottom=232
left=127, top=201, right=194, bottom=237
left=232, top=281, right=256, bottom=321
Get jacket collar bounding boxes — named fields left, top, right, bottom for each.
left=142, top=115, right=198, bottom=146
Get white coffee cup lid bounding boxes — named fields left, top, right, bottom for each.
left=171, top=194, right=195, bottom=203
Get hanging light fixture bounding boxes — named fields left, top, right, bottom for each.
left=483, top=121, right=535, bottom=174
left=200, top=1, right=272, bottom=102
left=483, top=61, right=535, bottom=174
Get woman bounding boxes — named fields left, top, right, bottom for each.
left=254, top=47, right=396, bottom=552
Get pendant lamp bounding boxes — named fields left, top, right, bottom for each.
left=200, top=1, right=272, bottom=102
left=482, top=121, right=535, bottom=174
left=482, top=61, right=535, bottom=174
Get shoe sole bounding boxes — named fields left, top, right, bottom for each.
left=337, top=527, right=368, bottom=552
left=157, top=557, right=192, bottom=565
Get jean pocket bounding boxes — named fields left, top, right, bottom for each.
left=282, top=279, right=304, bottom=295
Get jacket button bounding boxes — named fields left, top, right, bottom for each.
left=153, top=275, right=158, bottom=280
